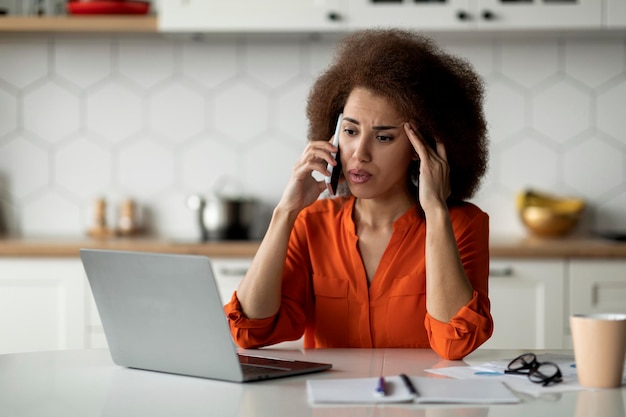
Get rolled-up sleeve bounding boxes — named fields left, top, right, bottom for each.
left=424, top=290, right=493, bottom=360
left=424, top=209, right=493, bottom=360
left=224, top=216, right=312, bottom=349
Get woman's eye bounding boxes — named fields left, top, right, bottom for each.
left=344, top=128, right=356, bottom=136
left=377, top=135, right=393, bottom=142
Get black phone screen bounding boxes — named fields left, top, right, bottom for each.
left=328, top=147, right=341, bottom=195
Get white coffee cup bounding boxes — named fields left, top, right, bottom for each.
left=570, top=313, right=626, bottom=389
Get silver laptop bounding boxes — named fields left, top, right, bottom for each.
left=80, top=249, right=331, bottom=382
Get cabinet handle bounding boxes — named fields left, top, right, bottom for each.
left=327, top=12, right=341, bottom=22
left=456, top=10, right=470, bottom=21
left=219, top=268, right=249, bottom=277
left=489, top=266, right=513, bottom=277
left=482, top=10, right=495, bottom=21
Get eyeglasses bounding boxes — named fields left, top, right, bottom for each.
left=504, top=353, right=563, bottom=387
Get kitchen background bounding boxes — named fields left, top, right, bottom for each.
left=0, top=30, right=625, bottom=240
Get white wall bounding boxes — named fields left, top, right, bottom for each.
left=0, top=32, right=624, bottom=239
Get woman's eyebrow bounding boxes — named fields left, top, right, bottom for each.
left=373, top=124, right=400, bottom=131
left=343, top=117, right=400, bottom=130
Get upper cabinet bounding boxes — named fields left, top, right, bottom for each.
left=475, top=0, right=602, bottom=29
left=159, top=0, right=607, bottom=33
left=0, top=0, right=619, bottom=33
left=347, top=0, right=602, bottom=31
left=159, top=0, right=346, bottom=32
left=346, top=0, right=474, bottom=31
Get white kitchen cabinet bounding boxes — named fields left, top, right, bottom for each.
left=0, top=256, right=258, bottom=352
left=481, top=259, right=565, bottom=350
left=568, top=259, right=626, bottom=315
left=159, top=0, right=605, bottom=33
left=606, top=0, right=626, bottom=28
left=33, top=256, right=300, bottom=351
left=4, top=254, right=622, bottom=353
left=159, top=0, right=346, bottom=32
left=210, top=257, right=252, bottom=305
left=0, top=258, right=87, bottom=354
left=347, top=0, right=602, bottom=31
left=211, top=257, right=304, bottom=349
left=347, top=0, right=473, bottom=31
left=86, top=284, right=107, bottom=349
left=565, top=259, right=626, bottom=348
left=475, top=0, right=601, bottom=30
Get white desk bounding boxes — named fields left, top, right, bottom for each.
left=0, top=348, right=623, bottom=417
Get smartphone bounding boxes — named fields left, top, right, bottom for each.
left=325, top=113, right=343, bottom=195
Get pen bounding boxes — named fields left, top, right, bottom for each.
left=399, top=373, right=418, bottom=397
left=375, top=376, right=386, bottom=397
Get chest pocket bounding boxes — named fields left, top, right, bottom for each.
left=312, top=275, right=349, bottom=347
left=387, top=273, right=425, bottom=297
left=385, top=273, right=429, bottom=347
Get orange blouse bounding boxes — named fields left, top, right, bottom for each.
left=225, top=196, right=493, bottom=360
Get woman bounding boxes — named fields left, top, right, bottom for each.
left=225, top=29, right=493, bottom=360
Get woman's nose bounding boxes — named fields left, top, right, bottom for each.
left=352, top=136, right=371, bottom=162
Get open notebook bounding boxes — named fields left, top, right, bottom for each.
left=307, top=375, right=520, bottom=404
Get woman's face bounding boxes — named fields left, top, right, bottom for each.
left=339, top=87, right=414, bottom=201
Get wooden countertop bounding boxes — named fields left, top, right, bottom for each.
left=1, top=235, right=626, bottom=258
left=488, top=235, right=626, bottom=258
left=0, top=237, right=261, bottom=258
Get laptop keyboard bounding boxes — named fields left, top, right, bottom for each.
left=240, top=363, right=290, bottom=377
left=237, top=353, right=331, bottom=380
left=239, top=355, right=293, bottom=371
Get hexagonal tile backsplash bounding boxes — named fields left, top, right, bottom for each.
left=0, top=33, right=625, bottom=239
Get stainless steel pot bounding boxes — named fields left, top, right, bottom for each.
left=188, top=194, right=257, bottom=241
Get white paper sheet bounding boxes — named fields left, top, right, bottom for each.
left=425, top=353, right=626, bottom=397
left=307, top=376, right=520, bottom=404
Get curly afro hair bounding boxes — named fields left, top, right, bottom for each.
left=306, top=29, right=488, bottom=202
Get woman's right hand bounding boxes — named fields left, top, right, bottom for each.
left=277, top=138, right=339, bottom=214
left=236, top=137, right=339, bottom=319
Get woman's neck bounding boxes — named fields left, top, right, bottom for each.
left=353, top=195, right=414, bottom=230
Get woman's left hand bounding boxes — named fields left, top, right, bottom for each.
left=404, top=122, right=451, bottom=213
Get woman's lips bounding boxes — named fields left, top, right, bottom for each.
left=348, top=169, right=372, bottom=184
